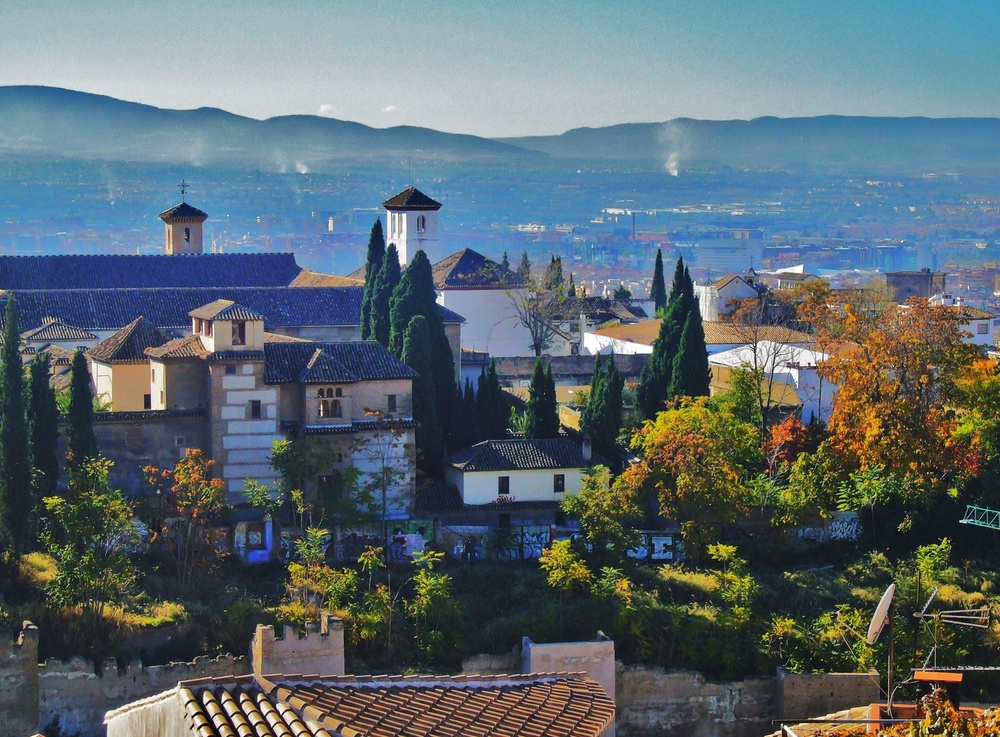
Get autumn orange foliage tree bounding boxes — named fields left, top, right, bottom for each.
left=819, top=300, right=980, bottom=517
left=144, top=449, right=230, bottom=585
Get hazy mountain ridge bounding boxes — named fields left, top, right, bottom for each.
left=498, top=116, right=1000, bottom=173
left=2, top=86, right=999, bottom=174
left=0, top=86, right=529, bottom=170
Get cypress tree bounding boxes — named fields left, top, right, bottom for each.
left=0, top=297, right=30, bottom=551
left=401, top=315, right=442, bottom=474
left=451, top=378, right=476, bottom=448
left=542, top=256, right=564, bottom=290
left=668, top=309, right=711, bottom=399
left=581, top=353, right=624, bottom=461
left=388, top=250, right=456, bottom=443
left=636, top=257, right=694, bottom=420
left=67, top=349, right=97, bottom=467
left=518, top=251, right=531, bottom=280
left=369, top=244, right=401, bottom=348
left=27, top=352, right=60, bottom=508
left=359, top=218, right=386, bottom=341
left=475, top=360, right=508, bottom=442
left=524, top=358, right=559, bottom=439
left=650, top=248, right=667, bottom=314
left=567, top=273, right=576, bottom=299
left=501, top=252, right=510, bottom=271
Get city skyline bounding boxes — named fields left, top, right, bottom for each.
left=3, top=0, right=998, bottom=138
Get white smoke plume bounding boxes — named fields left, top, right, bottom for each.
left=656, top=121, right=686, bottom=176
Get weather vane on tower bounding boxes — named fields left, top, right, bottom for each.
left=178, top=179, right=189, bottom=202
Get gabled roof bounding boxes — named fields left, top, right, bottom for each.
left=288, top=269, right=364, bottom=287
left=382, top=186, right=442, bottom=210
left=432, top=248, right=526, bottom=289
left=89, top=316, right=168, bottom=364
left=0, top=253, right=302, bottom=290
left=264, top=341, right=418, bottom=384
left=1, top=287, right=464, bottom=334
left=19, top=318, right=96, bottom=343
left=145, top=334, right=210, bottom=360
left=158, top=201, right=208, bottom=221
left=189, top=300, right=265, bottom=322
left=127, top=671, right=614, bottom=737
left=447, top=438, right=606, bottom=472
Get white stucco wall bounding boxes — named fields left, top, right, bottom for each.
left=446, top=466, right=585, bottom=506
left=438, top=288, right=537, bottom=358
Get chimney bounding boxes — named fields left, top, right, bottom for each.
left=582, top=434, right=593, bottom=463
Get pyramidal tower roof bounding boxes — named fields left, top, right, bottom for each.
left=382, top=187, right=442, bottom=210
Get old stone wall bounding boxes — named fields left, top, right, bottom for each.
left=0, top=623, right=39, bottom=737
left=37, top=653, right=247, bottom=737
left=616, top=666, right=775, bottom=737
left=776, top=668, right=880, bottom=721
left=251, top=613, right=345, bottom=678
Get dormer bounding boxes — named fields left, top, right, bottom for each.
left=189, top=300, right=265, bottom=353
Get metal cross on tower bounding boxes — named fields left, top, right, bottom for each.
left=178, top=179, right=189, bottom=201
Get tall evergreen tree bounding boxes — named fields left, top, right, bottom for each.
left=475, top=360, right=508, bottom=443
left=636, top=257, right=695, bottom=420
left=1, top=298, right=32, bottom=551
left=401, top=315, right=442, bottom=474
left=650, top=248, right=667, bottom=314
left=500, top=252, right=510, bottom=271
left=542, top=256, right=564, bottom=290
left=359, top=218, right=386, bottom=341
left=518, top=251, right=531, bottom=280
left=524, top=358, right=559, bottom=439
left=451, top=378, right=477, bottom=449
left=567, top=273, right=576, bottom=299
left=668, top=309, right=711, bottom=399
left=67, top=349, right=97, bottom=467
left=369, top=244, right=401, bottom=348
left=27, top=352, right=60, bottom=510
left=581, top=353, right=624, bottom=462
left=388, top=250, right=457, bottom=443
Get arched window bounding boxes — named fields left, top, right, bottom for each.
left=416, top=215, right=425, bottom=233
left=184, top=227, right=191, bottom=243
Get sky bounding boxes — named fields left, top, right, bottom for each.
left=3, top=0, right=998, bottom=138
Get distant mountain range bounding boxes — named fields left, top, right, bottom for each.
left=1, top=86, right=999, bottom=174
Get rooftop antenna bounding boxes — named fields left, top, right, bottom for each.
left=913, top=586, right=990, bottom=669
left=178, top=179, right=189, bottom=202
left=866, top=583, right=896, bottom=714
left=408, top=158, right=412, bottom=187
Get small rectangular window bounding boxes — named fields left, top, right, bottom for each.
left=387, top=394, right=397, bottom=413
left=498, top=476, right=510, bottom=495
left=225, top=364, right=237, bottom=375
left=232, top=321, right=246, bottom=345
left=250, top=400, right=262, bottom=419
left=977, top=323, right=988, bottom=335
left=151, top=368, right=156, bottom=382
left=143, top=394, right=152, bottom=410
left=174, top=436, right=185, bottom=447
left=553, top=474, right=565, bottom=493
left=160, top=390, right=164, bottom=404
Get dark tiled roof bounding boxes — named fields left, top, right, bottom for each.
left=158, top=202, right=209, bottom=221
left=432, top=248, right=526, bottom=289
left=91, top=408, right=206, bottom=423
left=1, top=287, right=463, bottom=334
left=264, top=341, right=417, bottom=384
left=189, top=299, right=265, bottom=321
left=0, top=253, right=302, bottom=290
left=158, top=672, right=613, bottom=737
left=447, top=438, right=606, bottom=472
left=382, top=186, right=442, bottom=210
left=415, top=484, right=465, bottom=513
left=282, top=418, right=419, bottom=435
left=88, top=316, right=168, bottom=364
left=207, top=350, right=265, bottom=362
left=19, top=319, right=96, bottom=343
left=145, top=334, right=210, bottom=360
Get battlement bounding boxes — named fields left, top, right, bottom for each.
left=251, top=612, right=345, bottom=678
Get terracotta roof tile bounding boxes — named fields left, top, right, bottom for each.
left=289, top=270, right=364, bottom=287
left=159, top=202, right=209, bottom=221
left=432, top=249, right=526, bottom=289
left=189, top=300, right=265, bottom=321
left=591, top=318, right=814, bottom=346
left=145, top=334, right=210, bottom=360
left=19, top=319, right=96, bottom=343
left=89, top=316, right=168, bottom=363
left=382, top=187, right=442, bottom=210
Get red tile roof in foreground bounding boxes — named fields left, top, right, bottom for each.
left=156, top=672, right=614, bottom=737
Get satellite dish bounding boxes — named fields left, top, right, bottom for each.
left=867, top=583, right=896, bottom=645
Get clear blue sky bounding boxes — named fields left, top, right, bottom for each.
left=4, top=0, right=997, bottom=137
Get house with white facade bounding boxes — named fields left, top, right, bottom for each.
left=582, top=319, right=815, bottom=357
left=694, top=274, right=760, bottom=321
left=708, top=340, right=834, bottom=423
left=444, top=437, right=602, bottom=508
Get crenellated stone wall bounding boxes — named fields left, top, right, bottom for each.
left=0, top=622, right=39, bottom=737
